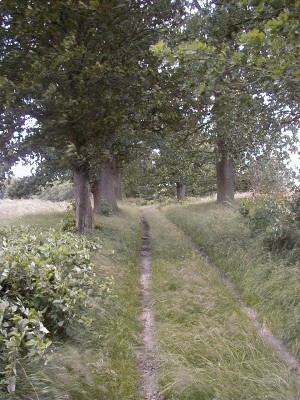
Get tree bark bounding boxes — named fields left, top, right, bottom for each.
left=93, top=160, right=119, bottom=214
left=74, top=170, right=94, bottom=233
left=91, top=176, right=101, bottom=214
left=176, top=180, right=186, bottom=200
left=114, top=168, right=123, bottom=201
left=216, top=140, right=235, bottom=203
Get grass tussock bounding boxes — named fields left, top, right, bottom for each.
left=164, top=201, right=300, bottom=360
left=143, top=206, right=300, bottom=400
left=0, top=205, right=142, bottom=400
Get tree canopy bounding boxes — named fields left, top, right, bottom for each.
left=0, top=0, right=299, bottom=226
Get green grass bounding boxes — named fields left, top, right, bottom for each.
left=0, top=211, right=66, bottom=229
left=143, top=205, right=300, bottom=400
left=2, top=201, right=300, bottom=399
left=164, top=201, right=300, bottom=360
left=1, top=206, right=142, bottom=400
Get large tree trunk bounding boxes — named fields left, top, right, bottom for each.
left=114, top=168, right=123, bottom=201
left=176, top=180, right=186, bottom=200
left=74, top=171, right=94, bottom=233
left=93, top=160, right=119, bottom=215
left=91, top=176, right=101, bottom=214
left=216, top=140, right=235, bottom=203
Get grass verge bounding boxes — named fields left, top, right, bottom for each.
left=164, top=201, right=300, bottom=360
left=0, top=205, right=142, bottom=400
left=143, top=205, right=300, bottom=400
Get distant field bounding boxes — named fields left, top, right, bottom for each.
left=0, top=199, right=68, bottom=220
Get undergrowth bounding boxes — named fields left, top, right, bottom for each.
left=0, top=226, right=103, bottom=393
left=238, top=195, right=299, bottom=255
left=0, top=206, right=142, bottom=399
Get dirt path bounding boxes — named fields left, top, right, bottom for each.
left=138, top=217, right=161, bottom=400
left=171, top=217, right=300, bottom=375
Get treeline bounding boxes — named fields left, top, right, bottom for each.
left=1, top=0, right=299, bottom=231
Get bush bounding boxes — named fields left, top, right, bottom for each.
left=239, top=196, right=299, bottom=253
left=60, top=202, right=76, bottom=232
left=0, top=226, right=105, bottom=392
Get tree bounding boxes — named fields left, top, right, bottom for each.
left=152, top=0, right=298, bottom=202
left=1, top=0, right=182, bottom=231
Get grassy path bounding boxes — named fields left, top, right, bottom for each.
left=1, top=202, right=299, bottom=399
left=142, top=206, right=300, bottom=400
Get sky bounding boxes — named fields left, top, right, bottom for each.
left=11, top=162, right=36, bottom=178
left=11, top=149, right=299, bottom=179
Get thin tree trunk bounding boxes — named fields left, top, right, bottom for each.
left=114, top=169, right=123, bottom=201
left=101, top=160, right=119, bottom=213
left=176, top=180, right=186, bottom=200
left=74, top=170, right=94, bottom=233
left=216, top=141, right=235, bottom=203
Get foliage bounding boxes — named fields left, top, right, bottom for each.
left=236, top=155, right=296, bottom=196
left=5, top=176, right=41, bottom=199
left=291, top=188, right=300, bottom=224
left=38, top=180, right=74, bottom=202
left=97, top=198, right=114, bottom=217
left=123, top=146, right=216, bottom=200
left=0, top=226, right=103, bottom=392
left=60, top=202, right=76, bottom=232
left=14, top=206, right=142, bottom=399
left=1, top=0, right=182, bottom=231
left=239, top=196, right=299, bottom=253
left=151, top=1, right=299, bottom=202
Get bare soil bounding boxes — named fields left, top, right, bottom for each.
left=138, top=217, right=162, bottom=400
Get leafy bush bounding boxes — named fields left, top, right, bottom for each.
left=239, top=196, right=299, bottom=253
left=0, top=227, right=105, bottom=392
left=60, top=202, right=76, bottom=232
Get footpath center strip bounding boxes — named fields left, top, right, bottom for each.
left=138, top=216, right=162, bottom=400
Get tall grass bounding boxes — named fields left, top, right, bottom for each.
left=164, top=201, right=300, bottom=360
left=143, top=206, right=300, bottom=399
left=0, top=199, right=68, bottom=220
left=1, top=206, right=142, bottom=399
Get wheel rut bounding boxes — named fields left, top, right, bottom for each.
left=168, top=215, right=300, bottom=376
left=138, top=216, right=162, bottom=400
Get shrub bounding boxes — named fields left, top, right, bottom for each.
left=60, top=202, right=76, bottom=232
left=239, top=196, right=299, bottom=253
left=0, top=226, right=105, bottom=392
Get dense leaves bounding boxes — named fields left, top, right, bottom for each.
left=0, top=226, right=107, bottom=392
left=239, top=195, right=300, bottom=254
